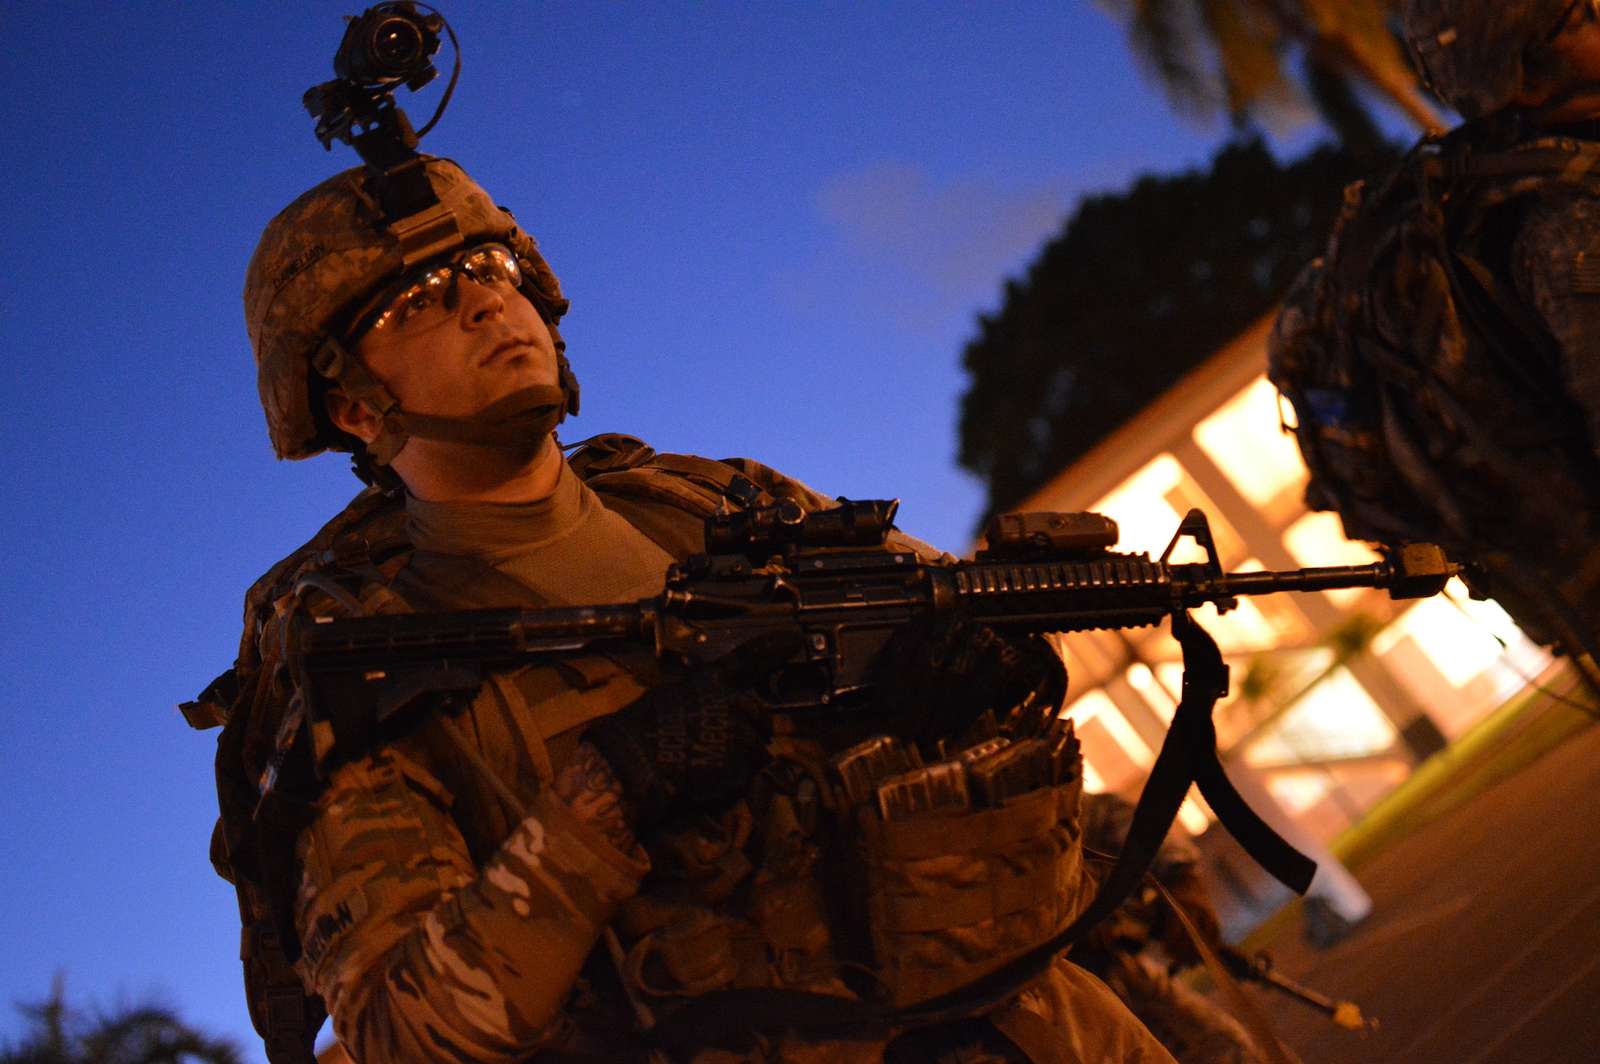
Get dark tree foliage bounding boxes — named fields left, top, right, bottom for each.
left=958, top=136, right=1397, bottom=529
left=1, top=979, right=240, bottom=1064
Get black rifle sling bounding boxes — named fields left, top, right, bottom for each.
left=646, top=612, right=1315, bottom=1054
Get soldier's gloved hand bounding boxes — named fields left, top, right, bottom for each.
left=873, top=614, right=1067, bottom=749
left=583, top=633, right=797, bottom=831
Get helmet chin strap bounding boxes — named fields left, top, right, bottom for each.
left=313, top=334, right=578, bottom=469
left=375, top=384, right=569, bottom=467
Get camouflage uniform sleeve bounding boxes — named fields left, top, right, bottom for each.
left=721, top=456, right=954, bottom=560
left=293, top=732, right=648, bottom=1063
left=1511, top=187, right=1600, bottom=451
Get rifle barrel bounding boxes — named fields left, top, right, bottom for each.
left=1218, top=563, right=1388, bottom=596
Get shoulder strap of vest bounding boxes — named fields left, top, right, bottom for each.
left=567, top=433, right=775, bottom=559
left=571, top=433, right=770, bottom=511
left=227, top=485, right=409, bottom=672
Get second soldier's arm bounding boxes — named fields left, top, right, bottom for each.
left=1513, top=188, right=1600, bottom=450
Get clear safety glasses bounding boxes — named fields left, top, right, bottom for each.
left=348, top=242, right=524, bottom=339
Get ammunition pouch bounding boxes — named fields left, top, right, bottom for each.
left=853, top=774, right=1088, bottom=1009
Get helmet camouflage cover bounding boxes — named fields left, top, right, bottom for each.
left=243, top=157, right=569, bottom=460
left=1402, top=0, right=1587, bottom=119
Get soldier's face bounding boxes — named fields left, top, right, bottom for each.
left=352, top=270, right=560, bottom=419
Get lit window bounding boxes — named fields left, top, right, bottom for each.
left=1091, top=455, right=1185, bottom=556
left=1155, top=662, right=1187, bottom=703
left=1265, top=772, right=1332, bottom=817
left=1193, top=376, right=1309, bottom=507
left=1178, top=794, right=1213, bottom=835
left=1126, top=662, right=1177, bottom=723
left=1241, top=667, right=1397, bottom=767
left=1369, top=594, right=1508, bottom=689
left=1082, top=760, right=1107, bottom=794
left=1198, top=595, right=1287, bottom=653
left=1067, top=689, right=1158, bottom=794
left=1096, top=701, right=1157, bottom=768
left=1064, top=688, right=1116, bottom=727
left=1283, top=512, right=1381, bottom=606
left=1443, top=578, right=1526, bottom=649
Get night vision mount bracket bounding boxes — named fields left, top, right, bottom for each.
left=301, top=2, right=463, bottom=255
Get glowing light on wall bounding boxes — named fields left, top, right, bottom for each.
left=1264, top=772, right=1332, bottom=817
left=1091, top=454, right=1184, bottom=556
left=1283, top=511, right=1382, bottom=606
left=1177, top=796, right=1212, bottom=835
left=1442, top=578, right=1527, bottom=649
left=1081, top=759, right=1106, bottom=794
left=1241, top=667, right=1398, bottom=768
left=1192, top=376, right=1308, bottom=507
left=1126, top=662, right=1176, bottom=723
left=1065, top=688, right=1115, bottom=727
left=1369, top=592, right=1507, bottom=689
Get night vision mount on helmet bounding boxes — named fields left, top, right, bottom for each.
left=244, top=2, right=579, bottom=468
left=302, top=1, right=461, bottom=239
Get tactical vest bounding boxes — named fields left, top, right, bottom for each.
left=1269, top=117, right=1600, bottom=662
left=185, top=435, right=795, bottom=1062
left=185, top=436, right=1099, bottom=1063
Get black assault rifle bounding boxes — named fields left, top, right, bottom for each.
left=291, top=499, right=1454, bottom=764
left=283, top=498, right=1453, bottom=1041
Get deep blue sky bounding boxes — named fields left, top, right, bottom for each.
left=0, top=2, right=1374, bottom=1056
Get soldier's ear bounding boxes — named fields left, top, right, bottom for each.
left=325, top=386, right=382, bottom=446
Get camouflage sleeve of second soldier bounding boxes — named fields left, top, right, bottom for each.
left=292, top=729, right=649, bottom=1062
left=1512, top=187, right=1600, bottom=449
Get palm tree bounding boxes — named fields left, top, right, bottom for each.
left=1096, top=0, right=1445, bottom=136
left=1, top=977, right=240, bottom=1064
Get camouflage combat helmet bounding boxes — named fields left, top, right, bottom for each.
left=244, top=156, right=575, bottom=461
left=1403, top=0, right=1597, bottom=119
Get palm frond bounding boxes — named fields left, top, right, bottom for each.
left=1098, top=0, right=1441, bottom=134
left=1096, top=0, right=1227, bottom=117
left=1199, top=0, right=1291, bottom=118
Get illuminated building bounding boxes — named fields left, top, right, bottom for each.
left=1000, top=316, right=1554, bottom=923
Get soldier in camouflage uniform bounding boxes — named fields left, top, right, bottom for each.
left=1076, top=794, right=1265, bottom=1064
left=1270, top=1, right=1600, bottom=679
left=1409, top=0, right=1600, bottom=662
left=212, top=154, right=1179, bottom=1063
